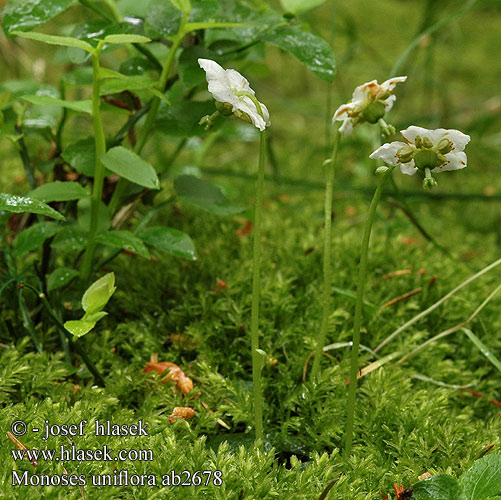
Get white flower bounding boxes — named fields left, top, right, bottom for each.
left=369, top=126, right=470, bottom=176
left=332, top=76, right=407, bottom=137
left=198, top=58, right=270, bottom=131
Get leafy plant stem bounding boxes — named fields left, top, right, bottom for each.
left=108, top=16, right=188, bottom=214
left=250, top=130, right=267, bottom=443
left=14, top=126, right=36, bottom=190
left=80, top=42, right=107, bottom=283
left=311, top=131, right=340, bottom=379
left=21, top=282, right=105, bottom=386
left=344, top=166, right=394, bottom=457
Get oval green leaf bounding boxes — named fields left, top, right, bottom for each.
left=95, top=230, right=150, bottom=259
left=47, top=267, right=79, bottom=292
left=103, top=34, right=151, bottom=44
left=412, top=475, right=461, bottom=500
left=3, top=0, right=77, bottom=35
left=138, top=226, right=196, bottom=261
left=0, top=193, right=65, bottom=221
left=29, top=181, right=88, bottom=202
left=100, top=147, right=159, bottom=189
left=459, top=452, right=501, bottom=500
left=82, top=272, right=116, bottom=314
left=12, top=222, right=61, bottom=257
left=261, top=26, right=335, bottom=82
left=11, top=30, right=95, bottom=52
left=174, top=175, right=246, bottom=215
left=22, top=95, right=92, bottom=114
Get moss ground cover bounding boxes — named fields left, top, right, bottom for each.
left=1, top=0, right=500, bottom=498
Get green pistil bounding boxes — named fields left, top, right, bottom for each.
left=414, top=149, right=440, bottom=170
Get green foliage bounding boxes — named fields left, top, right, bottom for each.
left=64, top=273, right=116, bottom=338
left=0, top=194, right=65, bottom=220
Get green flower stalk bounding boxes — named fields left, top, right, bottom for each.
left=198, top=58, right=270, bottom=442
left=310, top=130, right=340, bottom=379
left=344, top=125, right=470, bottom=457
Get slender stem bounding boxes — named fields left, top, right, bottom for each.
left=311, top=131, right=341, bottom=379
left=344, top=166, right=394, bottom=457
left=14, top=126, right=36, bottom=190
left=108, top=19, right=187, bottom=214
left=80, top=42, right=106, bottom=282
left=250, top=130, right=266, bottom=442
left=21, top=283, right=105, bottom=386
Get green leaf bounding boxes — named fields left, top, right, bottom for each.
left=77, top=197, right=111, bottom=233
left=0, top=193, right=65, bottom=221
left=95, top=230, right=150, bottom=259
left=174, top=175, right=246, bottom=215
left=103, top=34, right=151, bottom=44
left=64, top=312, right=107, bottom=338
left=279, top=0, right=327, bottom=14
left=459, top=452, right=501, bottom=500
left=21, top=95, right=92, bottom=114
left=462, top=328, right=501, bottom=373
left=100, top=146, right=160, bottom=189
left=178, top=46, right=224, bottom=87
left=3, top=0, right=77, bottom=35
left=99, top=75, right=156, bottom=95
left=47, top=267, right=79, bottom=292
left=12, top=222, right=61, bottom=257
left=156, top=100, right=215, bottom=137
left=51, top=225, right=87, bottom=252
left=145, top=0, right=183, bottom=37
left=11, top=30, right=95, bottom=53
left=412, top=475, right=461, bottom=500
left=62, top=138, right=96, bottom=177
left=138, top=226, right=196, bottom=260
left=29, top=181, right=88, bottom=202
left=82, top=272, right=116, bottom=314
left=261, top=26, right=335, bottom=81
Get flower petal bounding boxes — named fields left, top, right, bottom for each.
left=352, top=80, right=376, bottom=105
left=399, top=161, right=418, bottom=175
left=380, top=75, right=407, bottom=92
left=440, top=129, right=470, bottom=152
left=383, top=94, right=396, bottom=112
left=226, top=69, right=255, bottom=94
left=369, top=141, right=404, bottom=166
left=198, top=58, right=226, bottom=83
left=332, top=102, right=357, bottom=121
left=400, top=126, right=432, bottom=145
left=432, top=152, right=467, bottom=173
left=338, top=117, right=354, bottom=137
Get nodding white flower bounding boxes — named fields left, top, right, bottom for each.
left=369, top=126, right=470, bottom=188
left=332, top=76, right=407, bottom=137
left=198, top=58, right=270, bottom=131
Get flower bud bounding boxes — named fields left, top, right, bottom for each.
left=375, top=166, right=390, bottom=175
left=436, top=137, right=453, bottom=154
left=361, top=100, right=386, bottom=124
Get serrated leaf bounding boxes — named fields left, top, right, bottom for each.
left=21, top=95, right=92, bottom=114
left=82, top=272, right=116, bottom=314
left=51, top=225, right=87, bottom=252
left=103, top=34, right=151, bottom=44
left=261, top=26, right=335, bottom=81
left=95, top=230, right=150, bottom=259
left=11, top=30, right=95, bottom=52
left=47, top=267, right=79, bottom=292
left=29, top=182, right=88, bottom=202
left=3, top=0, right=77, bottom=35
left=412, top=475, right=461, bottom=500
left=0, top=193, right=65, bottom=221
left=12, top=222, right=61, bottom=257
left=100, top=146, right=159, bottom=189
left=138, top=226, right=196, bottom=260
left=279, top=0, right=327, bottom=14
left=174, top=175, right=246, bottom=215
left=459, top=452, right=501, bottom=500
